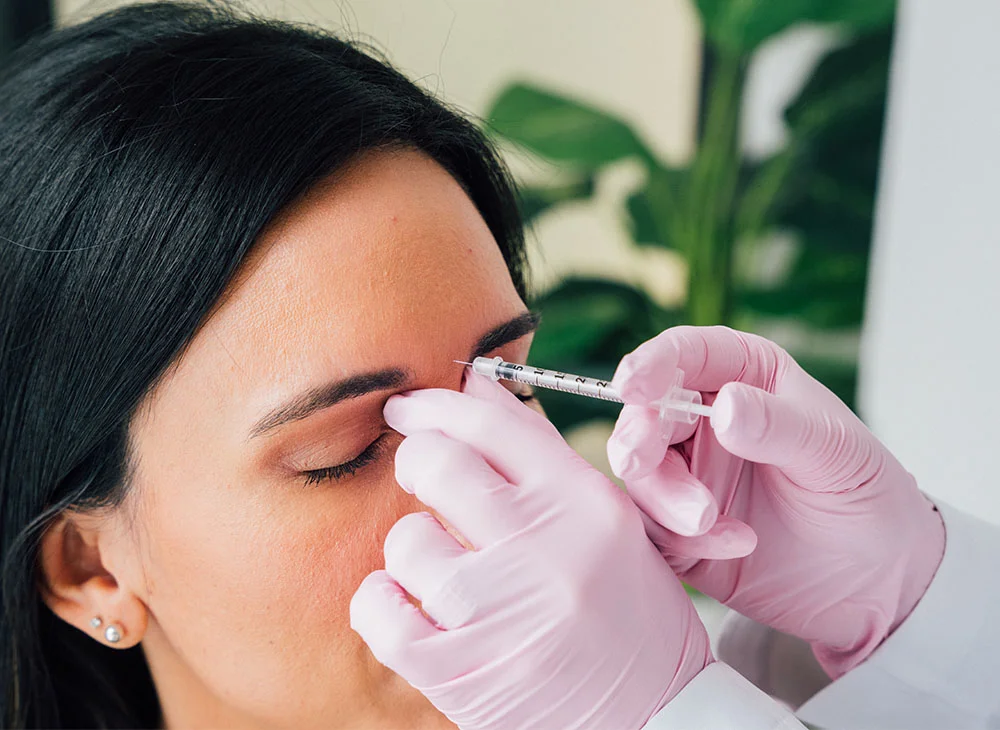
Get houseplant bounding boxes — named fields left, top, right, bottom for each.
left=486, top=0, right=896, bottom=433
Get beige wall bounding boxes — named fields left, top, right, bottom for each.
left=56, top=0, right=701, bottom=304
left=56, top=0, right=699, bottom=162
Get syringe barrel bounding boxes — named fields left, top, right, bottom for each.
left=467, top=357, right=711, bottom=440
left=473, top=356, right=623, bottom=403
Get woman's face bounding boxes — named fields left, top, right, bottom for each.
left=116, top=148, right=536, bottom=729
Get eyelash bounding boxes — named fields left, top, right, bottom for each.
left=299, top=391, right=536, bottom=486
left=301, top=434, right=390, bottom=487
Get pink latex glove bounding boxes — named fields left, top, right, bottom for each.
left=607, top=326, right=946, bottom=678
left=350, top=371, right=711, bottom=730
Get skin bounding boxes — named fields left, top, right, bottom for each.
left=38, top=147, right=540, bottom=729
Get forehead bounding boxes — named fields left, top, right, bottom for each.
left=164, top=147, right=524, bottom=408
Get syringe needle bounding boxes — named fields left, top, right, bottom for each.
left=454, top=360, right=473, bottom=366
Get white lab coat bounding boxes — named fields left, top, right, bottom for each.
left=642, top=500, right=1000, bottom=729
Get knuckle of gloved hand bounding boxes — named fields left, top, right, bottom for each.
left=465, top=400, right=509, bottom=444
left=583, top=486, right=639, bottom=544
left=383, top=511, right=438, bottom=569
left=395, top=432, right=446, bottom=491
left=737, top=329, right=790, bottom=380
left=420, top=435, right=471, bottom=490
left=520, top=404, right=562, bottom=438
left=542, top=567, right=587, bottom=623
left=373, top=613, right=421, bottom=670
left=349, top=572, right=383, bottom=627
left=421, top=567, right=478, bottom=630
left=670, top=324, right=704, bottom=345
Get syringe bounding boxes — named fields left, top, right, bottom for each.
left=456, top=356, right=713, bottom=437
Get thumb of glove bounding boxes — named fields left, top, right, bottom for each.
left=711, top=381, right=878, bottom=494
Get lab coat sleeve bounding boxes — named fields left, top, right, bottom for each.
left=718, top=499, right=1000, bottom=729
left=642, top=661, right=807, bottom=729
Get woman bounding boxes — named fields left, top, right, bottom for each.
left=6, top=4, right=965, bottom=729
left=0, top=2, right=717, bottom=727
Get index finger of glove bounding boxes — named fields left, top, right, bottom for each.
left=394, top=431, right=530, bottom=548
left=639, top=510, right=758, bottom=562
left=384, top=388, right=564, bottom=487
left=613, top=326, right=786, bottom=404
left=350, top=570, right=459, bottom=688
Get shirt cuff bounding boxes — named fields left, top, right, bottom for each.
left=796, top=499, right=1000, bottom=729
left=643, top=662, right=806, bottom=730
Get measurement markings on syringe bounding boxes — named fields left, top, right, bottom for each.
left=480, top=358, right=625, bottom=404
left=460, top=356, right=712, bottom=422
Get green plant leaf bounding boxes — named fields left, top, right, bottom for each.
left=486, top=83, right=654, bottom=168
left=530, top=278, right=656, bottom=365
left=518, top=177, right=595, bottom=224
left=770, top=28, right=893, bottom=252
left=683, top=582, right=702, bottom=598
left=735, top=248, right=868, bottom=328
left=532, top=387, right=620, bottom=435
left=784, top=28, right=893, bottom=133
left=625, top=189, right=663, bottom=246
left=796, top=0, right=895, bottom=34
left=695, top=0, right=894, bottom=55
left=527, top=278, right=684, bottom=432
left=624, top=165, right=686, bottom=250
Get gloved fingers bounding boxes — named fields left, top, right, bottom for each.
left=613, top=326, right=785, bottom=404
left=384, top=388, right=567, bottom=487
left=394, top=430, right=528, bottom=548
left=461, top=367, right=552, bottom=426
left=607, top=404, right=668, bottom=481
left=383, top=511, right=477, bottom=630
left=639, top=509, right=757, bottom=561
left=622, top=449, right=719, bottom=536
left=666, top=415, right=699, bottom=446
left=350, top=569, right=454, bottom=688
left=711, top=381, right=876, bottom=493
left=611, top=339, right=680, bottom=406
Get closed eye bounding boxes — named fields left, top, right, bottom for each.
left=301, top=433, right=391, bottom=486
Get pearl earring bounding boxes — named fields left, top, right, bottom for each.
left=90, top=617, right=102, bottom=628
left=104, top=624, right=122, bottom=644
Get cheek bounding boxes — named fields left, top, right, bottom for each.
left=139, top=458, right=425, bottom=720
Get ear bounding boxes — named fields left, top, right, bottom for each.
left=38, top=510, right=148, bottom=649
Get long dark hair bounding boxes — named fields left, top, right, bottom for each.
left=0, top=3, right=527, bottom=726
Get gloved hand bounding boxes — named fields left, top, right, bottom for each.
left=606, top=325, right=946, bottom=678
left=350, top=371, right=712, bottom=730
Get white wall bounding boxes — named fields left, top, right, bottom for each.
left=860, top=0, right=1000, bottom=522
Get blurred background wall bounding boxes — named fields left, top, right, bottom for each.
left=56, top=0, right=703, bottom=301
left=860, top=0, right=1000, bottom=525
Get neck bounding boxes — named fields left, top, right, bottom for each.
left=139, top=619, right=456, bottom=730
left=141, top=622, right=271, bottom=730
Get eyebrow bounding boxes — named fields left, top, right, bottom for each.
left=470, top=310, right=540, bottom=360
left=247, top=368, right=407, bottom=439
left=246, top=310, right=540, bottom=440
